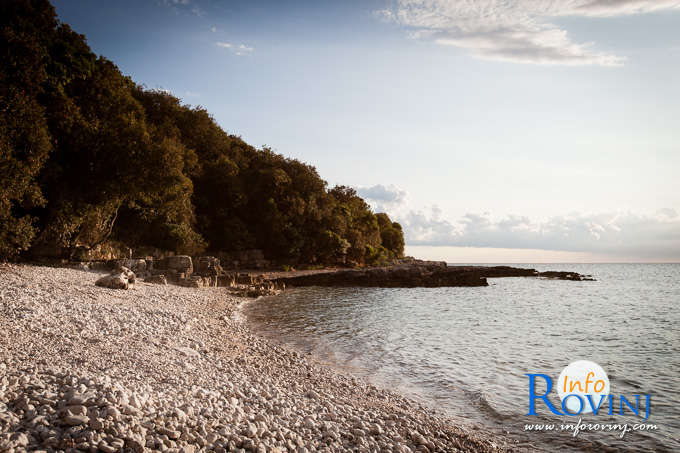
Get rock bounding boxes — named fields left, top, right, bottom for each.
left=110, top=438, right=125, bottom=450
left=217, top=273, right=237, bottom=287
left=158, top=427, right=181, bottom=440
left=68, top=392, right=96, bottom=406
left=90, top=418, right=105, bottom=430
left=121, top=403, right=140, bottom=416
left=11, top=432, right=29, bottom=447
left=62, top=404, right=87, bottom=415
left=194, top=256, right=223, bottom=277
left=305, top=390, right=320, bottom=399
left=303, top=416, right=315, bottom=429
left=369, top=423, right=383, bottom=435
left=145, top=274, right=167, bottom=285
left=113, top=259, right=147, bottom=276
left=99, top=443, right=117, bottom=453
left=538, top=270, right=596, bottom=281
left=245, top=423, right=257, bottom=438
left=95, top=266, right=136, bottom=290
left=178, top=275, right=205, bottom=288
left=176, top=346, right=200, bottom=357
left=157, top=255, right=193, bottom=276
left=63, top=414, right=89, bottom=426
left=105, top=406, right=121, bottom=420
left=125, top=437, right=145, bottom=451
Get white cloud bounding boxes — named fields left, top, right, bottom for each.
left=215, top=42, right=254, bottom=56
left=357, top=184, right=409, bottom=215
left=357, top=183, right=680, bottom=258
left=400, top=207, right=680, bottom=259
left=235, top=44, right=254, bottom=56
left=357, top=184, right=407, bottom=203
left=380, top=0, right=680, bottom=66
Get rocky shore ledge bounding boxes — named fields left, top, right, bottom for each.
left=269, top=262, right=594, bottom=288
left=0, top=264, right=511, bottom=453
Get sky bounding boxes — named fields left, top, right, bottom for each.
left=51, top=0, right=680, bottom=262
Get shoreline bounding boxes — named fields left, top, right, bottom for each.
left=0, top=264, right=513, bottom=452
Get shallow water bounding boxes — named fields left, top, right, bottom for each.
left=243, top=264, right=680, bottom=452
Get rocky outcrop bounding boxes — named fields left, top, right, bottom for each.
left=444, top=266, right=595, bottom=281
left=271, top=263, right=594, bottom=288
left=84, top=256, right=593, bottom=290
left=178, top=275, right=212, bottom=288
left=537, top=270, right=595, bottom=281
left=111, top=258, right=147, bottom=276
left=144, top=274, right=167, bottom=285
left=157, top=255, right=193, bottom=276
left=230, top=281, right=284, bottom=298
left=194, top=256, right=223, bottom=277
left=273, top=262, right=488, bottom=288
left=95, top=266, right=136, bottom=290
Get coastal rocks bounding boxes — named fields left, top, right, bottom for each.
left=272, top=263, right=595, bottom=288
left=112, top=258, right=147, bottom=276
left=236, top=273, right=266, bottom=285
left=538, top=270, right=596, bottom=281
left=145, top=274, right=167, bottom=285
left=217, top=273, right=236, bottom=287
left=230, top=281, right=284, bottom=298
left=157, top=255, right=194, bottom=277
left=95, top=266, right=136, bottom=290
left=274, top=263, right=489, bottom=288
left=194, top=256, right=223, bottom=277
left=178, top=275, right=208, bottom=288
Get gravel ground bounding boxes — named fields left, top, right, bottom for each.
left=0, top=264, right=511, bottom=453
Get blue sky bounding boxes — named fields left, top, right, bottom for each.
left=52, top=0, right=680, bottom=262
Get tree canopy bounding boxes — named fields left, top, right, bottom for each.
left=0, top=0, right=404, bottom=266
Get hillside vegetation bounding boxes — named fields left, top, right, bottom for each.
left=0, top=0, right=404, bottom=266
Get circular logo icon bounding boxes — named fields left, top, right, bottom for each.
left=557, top=360, right=610, bottom=414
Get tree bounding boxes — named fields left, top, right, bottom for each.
left=0, top=0, right=56, bottom=259
left=377, top=213, right=405, bottom=258
left=0, top=0, right=406, bottom=265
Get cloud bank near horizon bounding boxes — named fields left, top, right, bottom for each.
left=358, top=184, right=680, bottom=259
left=377, top=0, right=680, bottom=66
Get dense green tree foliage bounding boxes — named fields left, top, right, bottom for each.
left=0, top=0, right=404, bottom=265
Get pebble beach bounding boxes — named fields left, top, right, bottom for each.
left=0, top=264, right=509, bottom=452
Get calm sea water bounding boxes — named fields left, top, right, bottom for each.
left=243, top=264, right=680, bottom=452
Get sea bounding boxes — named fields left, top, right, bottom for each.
left=242, top=264, right=679, bottom=452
